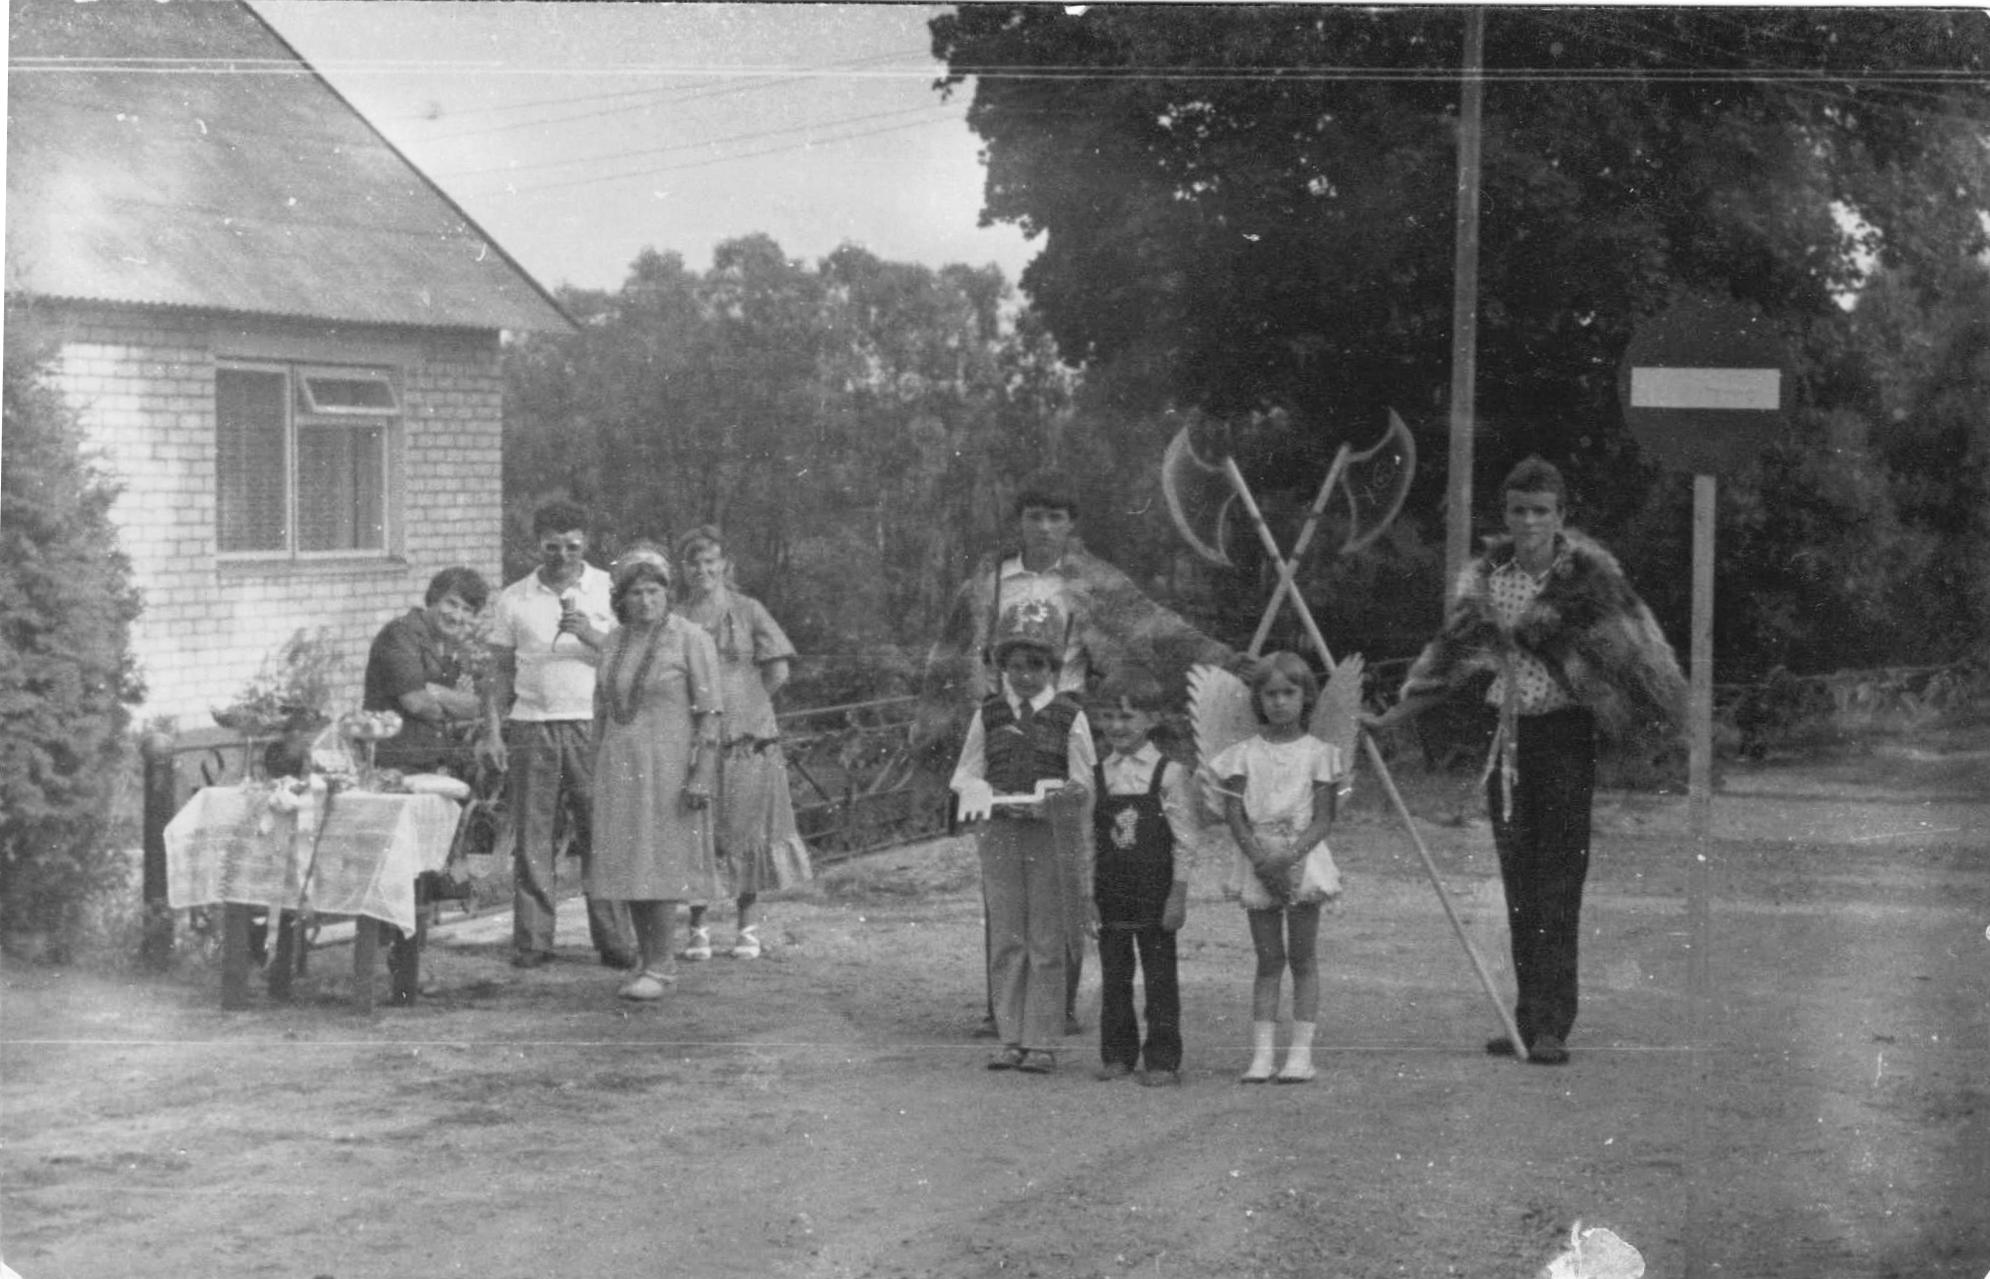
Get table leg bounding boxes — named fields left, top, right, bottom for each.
left=389, top=876, right=437, bottom=1005
left=268, top=912, right=298, bottom=1002
left=352, top=917, right=379, bottom=1013
left=221, top=904, right=253, bottom=1010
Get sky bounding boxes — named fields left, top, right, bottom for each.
left=249, top=1, right=1038, bottom=296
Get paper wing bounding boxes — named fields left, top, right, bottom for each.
left=1310, top=653, right=1366, bottom=780
left=1189, top=661, right=1258, bottom=774
left=1187, top=662, right=1259, bottom=867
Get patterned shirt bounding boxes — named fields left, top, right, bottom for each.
left=1484, top=554, right=1574, bottom=715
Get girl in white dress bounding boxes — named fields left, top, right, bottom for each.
left=1206, top=652, right=1346, bottom=1083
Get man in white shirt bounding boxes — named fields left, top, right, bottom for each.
left=484, top=500, right=636, bottom=970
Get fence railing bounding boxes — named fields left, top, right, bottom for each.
left=775, top=695, right=950, bottom=862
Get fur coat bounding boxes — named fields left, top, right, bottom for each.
left=1397, top=531, right=1687, bottom=752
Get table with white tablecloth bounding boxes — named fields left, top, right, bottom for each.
left=164, top=783, right=463, bottom=1007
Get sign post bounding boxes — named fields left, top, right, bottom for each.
left=1621, top=292, right=1787, bottom=1279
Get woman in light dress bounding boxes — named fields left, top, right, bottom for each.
left=589, top=551, right=722, bottom=1000
left=671, top=526, right=812, bottom=962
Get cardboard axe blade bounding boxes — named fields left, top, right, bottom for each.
left=1161, top=426, right=1239, bottom=567
left=1334, top=409, right=1417, bottom=555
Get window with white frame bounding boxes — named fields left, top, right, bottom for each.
left=216, top=364, right=397, bottom=556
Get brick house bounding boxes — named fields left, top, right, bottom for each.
left=5, top=0, right=571, bottom=729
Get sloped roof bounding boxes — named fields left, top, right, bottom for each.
left=6, top=0, right=572, bottom=333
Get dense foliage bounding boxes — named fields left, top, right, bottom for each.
left=933, top=6, right=1990, bottom=675
left=0, top=305, right=145, bottom=958
left=503, top=236, right=1077, bottom=703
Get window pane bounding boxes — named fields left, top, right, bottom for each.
left=216, top=369, right=287, bottom=552
left=298, top=425, right=384, bottom=551
left=300, top=374, right=397, bottom=414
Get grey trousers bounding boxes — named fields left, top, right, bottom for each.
left=978, top=816, right=1069, bottom=1052
left=506, top=719, right=635, bottom=960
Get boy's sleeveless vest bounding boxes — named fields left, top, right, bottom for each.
left=981, top=693, right=1081, bottom=796
left=1091, top=758, right=1175, bottom=926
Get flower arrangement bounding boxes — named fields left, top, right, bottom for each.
left=212, top=629, right=345, bottom=736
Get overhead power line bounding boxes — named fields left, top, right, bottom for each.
left=492, top=113, right=962, bottom=195
left=431, top=101, right=950, bottom=180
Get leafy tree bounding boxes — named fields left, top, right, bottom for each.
left=501, top=238, right=1078, bottom=701
left=0, top=304, right=145, bottom=959
left=932, top=6, right=1990, bottom=674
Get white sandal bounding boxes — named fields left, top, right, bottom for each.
left=678, top=926, right=713, bottom=961
left=729, top=925, right=763, bottom=960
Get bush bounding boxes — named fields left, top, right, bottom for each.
left=0, top=304, right=144, bottom=961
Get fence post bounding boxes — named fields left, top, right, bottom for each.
left=140, top=730, right=178, bottom=969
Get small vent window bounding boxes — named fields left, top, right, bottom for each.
left=298, top=369, right=398, bottom=415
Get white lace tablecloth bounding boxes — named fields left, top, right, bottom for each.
left=165, top=785, right=462, bottom=933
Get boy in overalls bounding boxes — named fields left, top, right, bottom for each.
left=1088, top=668, right=1198, bottom=1086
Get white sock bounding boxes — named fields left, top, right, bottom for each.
left=1242, top=1020, right=1278, bottom=1081
left=1278, top=1021, right=1317, bottom=1081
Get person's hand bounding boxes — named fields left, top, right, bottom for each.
left=1253, top=847, right=1296, bottom=902
left=1160, top=882, right=1188, bottom=933
left=1364, top=699, right=1423, bottom=733
left=682, top=773, right=713, bottom=811
left=1086, top=900, right=1102, bottom=941
left=954, top=778, right=995, bottom=824
left=475, top=729, right=507, bottom=774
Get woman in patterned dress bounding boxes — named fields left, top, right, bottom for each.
left=672, top=526, right=812, bottom=962
left=590, top=554, right=723, bottom=999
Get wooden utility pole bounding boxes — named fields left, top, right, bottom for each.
left=1444, top=8, right=1486, bottom=591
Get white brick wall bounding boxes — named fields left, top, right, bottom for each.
left=40, top=303, right=506, bottom=731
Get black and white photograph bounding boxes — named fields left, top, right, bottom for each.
left=3, top=3, right=1987, bottom=1275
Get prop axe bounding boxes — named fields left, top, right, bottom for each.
left=1162, top=410, right=1414, bottom=578
left=1164, top=417, right=1526, bottom=1059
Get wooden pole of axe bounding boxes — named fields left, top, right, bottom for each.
left=1246, top=446, right=1349, bottom=658
left=1219, top=456, right=1528, bottom=1060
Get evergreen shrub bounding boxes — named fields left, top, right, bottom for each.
left=0, top=305, right=145, bottom=960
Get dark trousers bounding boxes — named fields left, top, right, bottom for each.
left=507, top=720, right=634, bottom=960
left=1097, top=924, right=1182, bottom=1072
left=1486, top=707, right=1596, bottom=1044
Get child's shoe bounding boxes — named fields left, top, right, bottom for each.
left=1240, top=1020, right=1278, bottom=1083
left=729, top=925, right=763, bottom=959
left=678, top=927, right=713, bottom=962
left=1275, top=1020, right=1317, bottom=1083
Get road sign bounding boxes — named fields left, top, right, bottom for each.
left=1620, top=293, right=1789, bottom=474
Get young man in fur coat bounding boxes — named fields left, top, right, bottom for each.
left=1368, top=458, right=1685, bottom=1065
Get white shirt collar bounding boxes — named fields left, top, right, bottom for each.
left=1000, top=553, right=1066, bottom=578
left=1003, top=681, right=1056, bottom=714
left=1104, top=740, right=1161, bottom=769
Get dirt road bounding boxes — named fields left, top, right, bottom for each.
left=3, top=740, right=1986, bottom=1278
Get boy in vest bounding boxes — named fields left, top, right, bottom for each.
left=1088, top=667, right=1198, bottom=1086
left=951, top=600, right=1096, bottom=1075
